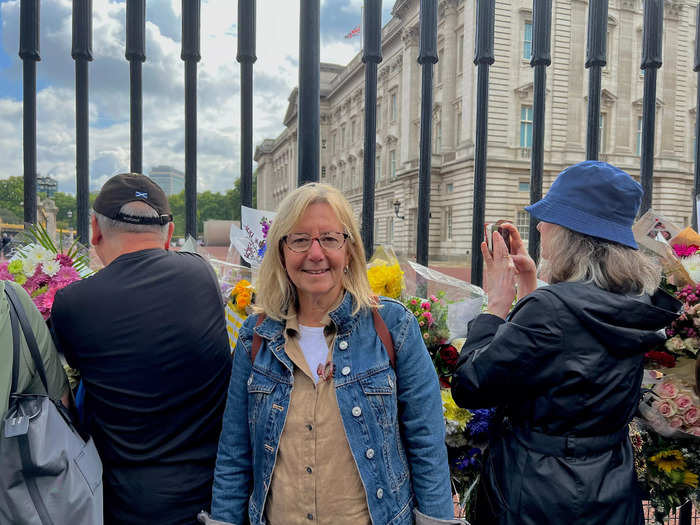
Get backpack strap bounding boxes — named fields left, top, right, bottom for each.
left=7, top=288, right=21, bottom=395
left=372, top=297, right=395, bottom=370
left=5, top=285, right=49, bottom=395
left=250, top=314, right=266, bottom=364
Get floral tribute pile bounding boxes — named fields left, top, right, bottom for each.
left=0, top=226, right=90, bottom=319
left=366, top=245, right=490, bottom=515
left=630, top=213, right=700, bottom=522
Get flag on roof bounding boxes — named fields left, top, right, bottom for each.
left=345, top=25, right=360, bottom=39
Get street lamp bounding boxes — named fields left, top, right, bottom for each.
left=66, top=210, right=73, bottom=240
left=392, top=200, right=405, bottom=220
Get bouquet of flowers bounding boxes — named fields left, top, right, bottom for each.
left=441, top=385, right=497, bottom=519
left=367, top=245, right=404, bottom=299
left=405, top=293, right=450, bottom=350
left=630, top=214, right=700, bottom=521
left=225, top=278, right=256, bottom=353
left=0, top=225, right=90, bottom=319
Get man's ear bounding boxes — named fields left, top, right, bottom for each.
left=164, top=222, right=175, bottom=249
left=90, top=215, right=102, bottom=247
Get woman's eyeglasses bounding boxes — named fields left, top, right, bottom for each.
left=282, top=232, right=349, bottom=253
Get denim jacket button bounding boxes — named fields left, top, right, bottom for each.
left=376, top=488, right=383, bottom=499
left=352, top=406, right=362, bottom=417
left=365, top=448, right=375, bottom=459
left=341, top=366, right=351, bottom=376
left=338, top=340, right=348, bottom=350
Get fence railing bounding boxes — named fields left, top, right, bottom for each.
left=12, top=2, right=700, bottom=521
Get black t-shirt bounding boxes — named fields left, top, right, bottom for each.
left=51, top=249, right=232, bottom=525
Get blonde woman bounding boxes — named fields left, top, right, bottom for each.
left=208, top=183, right=461, bottom=525
left=452, top=161, right=681, bottom=525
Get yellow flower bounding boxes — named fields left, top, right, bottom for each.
left=367, top=263, right=404, bottom=299
left=441, top=390, right=472, bottom=430
left=236, top=290, right=252, bottom=310
left=232, top=279, right=251, bottom=296
left=682, top=471, right=698, bottom=488
left=650, top=450, right=686, bottom=473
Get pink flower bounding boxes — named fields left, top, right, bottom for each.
left=52, top=266, right=80, bottom=288
left=675, top=394, right=694, bottom=413
left=683, top=407, right=699, bottom=425
left=653, top=399, right=677, bottom=418
left=421, top=301, right=431, bottom=311
left=0, top=263, right=12, bottom=281
left=672, top=244, right=699, bottom=257
left=430, top=295, right=438, bottom=302
left=656, top=381, right=679, bottom=399
left=56, top=253, right=74, bottom=267
left=669, top=416, right=685, bottom=429
left=411, top=299, right=418, bottom=305
left=419, top=321, right=425, bottom=326
left=422, top=333, right=429, bottom=340
left=687, top=427, right=700, bottom=436
left=423, top=311, right=433, bottom=325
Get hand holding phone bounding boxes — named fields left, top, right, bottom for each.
left=485, top=220, right=512, bottom=255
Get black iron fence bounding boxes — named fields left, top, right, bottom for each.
left=12, top=1, right=700, bottom=521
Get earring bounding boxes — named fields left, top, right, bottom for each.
left=343, top=266, right=349, bottom=274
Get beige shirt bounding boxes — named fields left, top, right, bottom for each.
left=264, top=301, right=371, bottom=525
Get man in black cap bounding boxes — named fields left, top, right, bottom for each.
left=50, top=173, right=232, bottom=525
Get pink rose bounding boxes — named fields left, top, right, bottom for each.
left=683, top=407, right=699, bottom=425
left=656, top=381, right=679, bottom=399
left=686, top=427, right=700, bottom=436
left=675, top=394, right=694, bottom=413
left=430, top=295, right=438, bottom=302
left=669, top=416, right=685, bottom=429
left=421, top=301, right=431, bottom=311
left=653, top=399, right=677, bottom=418
left=411, top=299, right=418, bottom=305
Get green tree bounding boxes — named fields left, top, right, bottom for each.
left=167, top=171, right=258, bottom=237
left=0, top=176, right=24, bottom=220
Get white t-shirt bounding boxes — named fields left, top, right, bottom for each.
left=298, top=324, right=329, bottom=383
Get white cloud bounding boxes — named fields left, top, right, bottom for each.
left=0, top=0, right=367, bottom=194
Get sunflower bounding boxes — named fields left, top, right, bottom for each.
left=682, top=471, right=699, bottom=488
left=649, top=450, right=686, bottom=473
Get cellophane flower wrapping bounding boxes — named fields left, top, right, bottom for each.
left=366, top=245, right=405, bottom=299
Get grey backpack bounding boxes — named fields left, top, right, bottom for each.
left=0, top=285, right=103, bottom=525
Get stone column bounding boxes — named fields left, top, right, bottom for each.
left=440, top=0, right=459, bottom=152
left=400, top=24, right=420, bottom=164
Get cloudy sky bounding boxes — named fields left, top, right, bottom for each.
left=0, top=0, right=394, bottom=194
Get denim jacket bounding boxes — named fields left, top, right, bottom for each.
left=210, top=293, right=454, bottom=525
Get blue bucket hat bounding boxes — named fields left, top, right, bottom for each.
left=524, top=160, right=642, bottom=249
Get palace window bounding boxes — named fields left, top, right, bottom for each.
left=445, top=206, right=453, bottom=240
left=520, top=105, right=533, bottom=148
left=523, top=22, right=533, bottom=60
left=376, top=155, right=382, bottom=183
left=390, top=150, right=397, bottom=179
left=636, top=116, right=643, bottom=156
left=517, top=210, right=529, bottom=241
left=391, top=92, right=398, bottom=122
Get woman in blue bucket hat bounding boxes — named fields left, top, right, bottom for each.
left=452, top=161, right=681, bottom=525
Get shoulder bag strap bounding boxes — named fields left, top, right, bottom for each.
left=6, top=288, right=21, bottom=395
left=250, top=314, right=266, bottom=364
left=5, top=285, right=50, bottom=395
left=371, top=297, right=395, bottom=370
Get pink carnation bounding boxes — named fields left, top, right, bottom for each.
left=56, top=253, right=74, bottom=267
left=672, top=244, right=699, bottom=257
left=683, top=407, right=699, bottom=425
left=656, top=381, right=679, bottom=399
left=654, top=399, right=677, bottom=418
left=0, top=263, right=13, bottom=281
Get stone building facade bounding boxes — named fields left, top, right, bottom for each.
left=255, top=0, right=696, bottom=263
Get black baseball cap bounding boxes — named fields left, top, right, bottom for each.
left=93, top=173, right=173, bottom=225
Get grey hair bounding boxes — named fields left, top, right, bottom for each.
left=539, top=224, right=661, bottom=295
left=95, top=201, right=169, bottom=239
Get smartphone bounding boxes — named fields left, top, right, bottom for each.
left=485, top=220, right=512, bottom=254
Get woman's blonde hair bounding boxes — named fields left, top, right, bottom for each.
left=254, top=183, right=375, bottom=320
left=540, top=224, right=661, bottom=295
